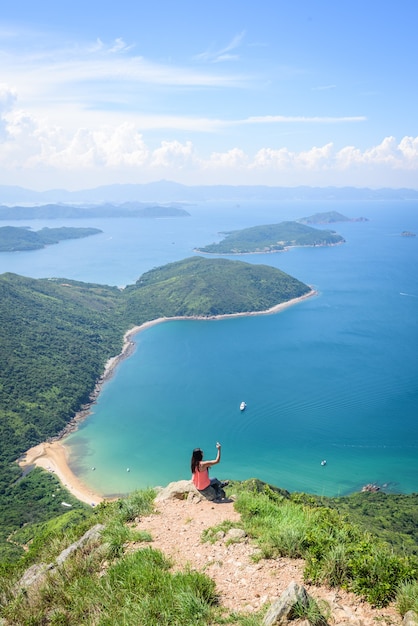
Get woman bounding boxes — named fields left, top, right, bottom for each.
left=191, top=442, right=227, bottom=501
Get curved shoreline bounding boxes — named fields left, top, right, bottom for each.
left=18, top=289, right=317, bottom=505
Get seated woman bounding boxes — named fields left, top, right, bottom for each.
left=191, top=442, right=227, bottom=501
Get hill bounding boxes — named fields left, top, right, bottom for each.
left=124, top=256, right=311, bottom=319
left=0, top=258, right=311, bottom=560
left=1, top=182, right=418, bottom=204
left=297, top=210, right=369, bottom=224
left=196, top=221, right=345, bottom=254
left=0, top=226, right=102, bottom=251
left=0, top=202, right=190, bottom=220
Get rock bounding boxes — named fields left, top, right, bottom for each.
left=155, top=480, right=204, bottom=502
left=226, top=528, right=247, bottom=541
left=262, top=581, right=310, bottom=625
left=56, top=523, right=104, bottom=565
left=18, top=524, right=104, bottom=590
left=18, top=562, right=54, bottom=590
left=403, top=610, right=418, bottom=626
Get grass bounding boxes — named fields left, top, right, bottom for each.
left=232, top=484, right=418, bottom=607
left=1, top=483, right=418, bottom=624
left=396, top=581, right=418, bottom=616
left=292, top=597, right=330, bottom=626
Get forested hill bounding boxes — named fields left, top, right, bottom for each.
left=196, top=220, right=344, bottom=254
left=0, top=226, right=102, bottom=251
left=0, top=258, right=310, bottom=560
left=124, top=256, right=311, bottom=319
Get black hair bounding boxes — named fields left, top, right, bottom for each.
left=191, top=448, right=203, bottom=474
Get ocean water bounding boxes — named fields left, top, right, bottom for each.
left=2, top=200, right=417, bottom=496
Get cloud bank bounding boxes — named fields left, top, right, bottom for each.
left=0, top=99, right=417, bottom=189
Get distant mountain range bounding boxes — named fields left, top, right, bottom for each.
left=0, top=203, right=190, bottom=220
left=1, top=181, right=418, bottom=205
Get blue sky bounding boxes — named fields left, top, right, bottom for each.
left=1, top=0, right=417, bottom=190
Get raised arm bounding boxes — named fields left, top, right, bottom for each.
left=199, top=442, right=221, bottom=469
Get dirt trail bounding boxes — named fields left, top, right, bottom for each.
left=134, top=497, right=401, bottom=624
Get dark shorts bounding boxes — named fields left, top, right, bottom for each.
left=198, top=478, right=225, bottom=501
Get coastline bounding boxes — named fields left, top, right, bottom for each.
left=18, top=441, right=105, bottom=506
left=17, top=288, right=316, bottom=505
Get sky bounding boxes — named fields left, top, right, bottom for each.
left=1, top=0, right=418, bottom=191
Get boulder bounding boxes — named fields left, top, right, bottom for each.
left=226, top=528, right=247, bottom=541
left=155, top=480, right=204, bottom=502
left=56, top=523, right=104, bottom=565
left=262, top=581, right=310, bottom=626
left=18, top=523, right=104, bottom=590
left=403, top=611, right=418, bottom=626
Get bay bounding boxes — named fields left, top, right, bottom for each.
left=1, top=199, right=417, bottom=496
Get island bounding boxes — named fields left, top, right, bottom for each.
left=0, top=202, right=190, bottom=220
left=401, top=230, right=416, bottom=237
left=297, top=210, right=369, bottom=224
left=195, top=220, right=344, bottom=254
left=0, top=225, right=102, bottom=251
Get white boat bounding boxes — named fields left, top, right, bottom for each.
left=240, top=401, right=247, bottom=411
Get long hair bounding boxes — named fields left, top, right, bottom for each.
left=191, top=448, right=203, bottom=474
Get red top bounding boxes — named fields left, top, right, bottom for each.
left=192, top=465, right=210, bottom=490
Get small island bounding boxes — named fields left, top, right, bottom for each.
left=401, top=230, right=416, bottom=237
left=297, top=210, right=369, bottom=224
left=0, top=226, right=102, bottom=252
left=195, top=220, right=345, bottom=254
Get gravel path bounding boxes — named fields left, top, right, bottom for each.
left=134, top=497, right=401, bottom=624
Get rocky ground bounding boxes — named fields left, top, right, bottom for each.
left=133, top=488, right=402, bottom=625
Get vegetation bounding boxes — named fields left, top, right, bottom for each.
left=124, top=256, right=311, bottom=321
left=0, top=483, right=417, bottom=624
left=196, top=220, right=344, bottom=254
left=0, top=258, right=311, bottom=560
left=0, top=203, right=190, bottom=220
left=230, top=482, right=418, bottom=608
left=319, top=491, right=418, bottom=556
left=297, top=210, right=368, bottom=224
left=0, top=226, right=102, bottom=251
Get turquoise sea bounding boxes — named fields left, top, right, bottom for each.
left=1, top=199, right=417, bottom=496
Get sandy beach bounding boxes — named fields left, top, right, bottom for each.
left=18, top=441, right=104, bottom=506
left=18, top=289, right=316, bottom=505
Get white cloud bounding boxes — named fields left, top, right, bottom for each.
left=205, top=148, right=248, bottom=168
left=0, top=95, right=417, bottom=187
left=0, top=83, right=17, bottom=112
left=335, top=137, right=418, bottom=170
left=195, top=31, right=246, bottom=63
left=0, top=39, right=246, bottom=113
left=151, top=140, right=195, bottom=168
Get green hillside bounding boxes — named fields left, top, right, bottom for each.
left=0, top=483, right=417, bottom=624
left=196, top=220, right=344, bottom=254
left=0, top=226, right=102, bottom=251
left=124, top=256, right=311, bottom=320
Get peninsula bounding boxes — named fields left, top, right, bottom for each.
left=195, top=220, right=344, bottom=254
left=0, top=225, right=102, bottom=251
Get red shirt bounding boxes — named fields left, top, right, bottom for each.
left=192, top=465, right=210, bottom=490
